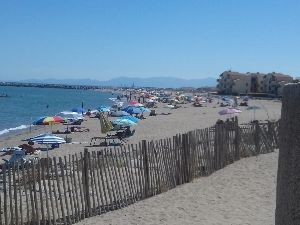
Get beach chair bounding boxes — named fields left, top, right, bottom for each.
left=2, top=149, right=26, bottom=166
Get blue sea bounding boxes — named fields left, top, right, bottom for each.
left=0, top=86, right=118, bottom=136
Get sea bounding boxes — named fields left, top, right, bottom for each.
left=0, top=86, right=118, bottom=137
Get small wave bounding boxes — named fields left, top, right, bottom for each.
left=0, top=125, right=30, bottom=136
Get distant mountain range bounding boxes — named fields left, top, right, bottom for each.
left=18, top=76, right=216, bottom=88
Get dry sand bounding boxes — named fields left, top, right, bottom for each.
left=76, top=150, right=278, bottom=225
left=0, top=98, right=281, bottom=224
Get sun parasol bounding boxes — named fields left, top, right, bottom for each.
left=112, top=118, right=137, bottom=127
left=218, top=108, right=242, bottom=116
left=121, top=115, right=140, bottom=123
left=27, top=133, right=66, bottom=157
left=33, top=116, right=66, bottom=125
left=122, top=106, right=143, bottom=115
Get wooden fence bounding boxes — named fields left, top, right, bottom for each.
left=0, top=120, right=279, bottom=225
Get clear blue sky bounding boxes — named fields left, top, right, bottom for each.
left=0, top=0, right=299, bottom=81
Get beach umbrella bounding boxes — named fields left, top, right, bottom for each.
left=28, top=133, right=66, bottom=144
left=129, top=100, right=139, bottom=105
left=131, top=103, right=144, bottom=107
left=164, top=104, right=175, bottom=109
left=121, top=115, right=140, bottom=123
left=243, top=96, right=250, bottom=101
left=33, top=116, right=66, bottom=125
left=98, top=106, right=111, bottom=112
left=122, top=106, right=143, bottom=115
left=218, top=108, right=242, bottom=116
left=112, top=119, right=137, bottom=127
left=99, top=112, right=113, bottom=134
left=110, top=110, right=130, bottom=117
left=71, top=107, right=87, bottom=114
left=27, top=133, right=66, bottom=157
left=139, top=107, right=151, bottom=113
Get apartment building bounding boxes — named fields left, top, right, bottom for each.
left=217, top=71, right=293, bottom=96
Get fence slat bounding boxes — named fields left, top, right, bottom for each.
left=75, top=154, right=85, bottom=219
left=96, top=151, right=110, bottom=211
left=53, top=157, right=66, bottom=225
left=47, top=159, right=57, bottom=225
left=71, top=155, right=80, bottom=222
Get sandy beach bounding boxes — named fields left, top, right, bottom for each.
left=76, top=150, right=278, bottom=225
left=0, top=98, right=281, bottom=224
left=0, top=98, right=281, bottom=159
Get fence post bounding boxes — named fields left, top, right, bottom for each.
left=267, top=121, right=277, bottom=150
left=234, top=117, right=241, bottom=160
left=254, top=121, right=260, bottom=155
left=173, top=135, right=180, bottom=186
left=214, top=124, right=221, bottom=170
left=83, top=148, right=91, bottom=217
left=142, top=140, right=150, bottom=198
left=276, top=84, right=300, bottom=224
left=182, top=133, right=190, bottom=183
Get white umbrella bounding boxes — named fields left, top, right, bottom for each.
left=164, top=104, right=175, bottom=109
left=218, top=108, right=242, bottom=116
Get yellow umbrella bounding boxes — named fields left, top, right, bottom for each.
left=99, top=112, right=113, bottom=134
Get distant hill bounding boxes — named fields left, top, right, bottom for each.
left=20, top=76, right=216, bottom=88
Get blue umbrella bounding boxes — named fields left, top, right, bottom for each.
left=139, top=107, right=151, bottom=113
left=122, top=106, right=143, bottom=115
left=122, top=115, right=140, bottom=123
left=98, top=106, right=111, bottom=112
left=112, top=119, right=137, bottom=127
left=71, top=107, right=87, bottom=114
left=98, top=107, right=111, bottom=112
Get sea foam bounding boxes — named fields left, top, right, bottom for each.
left=0, top=125, right=30, bottom=136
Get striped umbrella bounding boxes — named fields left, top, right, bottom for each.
left=28, top=133, right=66, bottom=144
left=27, top=133, right=66, bottom=157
